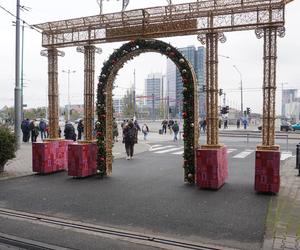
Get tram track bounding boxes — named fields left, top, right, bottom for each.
left=0, top=208, right=231, bottom=250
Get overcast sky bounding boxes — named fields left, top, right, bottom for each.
left=0, top=0, right=299, bottom=114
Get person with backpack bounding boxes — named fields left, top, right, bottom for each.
left=123, top=120, right=137, bottom=160
left=64, top=121, right=76, bottom=141
left=142, top=123, right=149, bottom=140
left=21, top=118, right=30, bottom=142
left=172, top=120, right=179, bottom=142
left=77, top=119, right=84, bottom=140
left=39, top=119, right=47, bottom=140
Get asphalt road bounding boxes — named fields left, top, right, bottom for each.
left=0, top=140, right=274, bottom=250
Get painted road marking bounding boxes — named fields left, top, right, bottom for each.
left=227, top=149, right=237, bottom=154
left=172, top=150, right=184, bottom=155
left=154, top=147, right=184, bottom=154
left=150, top=145, right=174, bottom=151
left=281, top=151, right=293, bottom=161
left=233, top=150, right=254, bottom=159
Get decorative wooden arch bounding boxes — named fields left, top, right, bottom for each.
left=96, top=39, right=199, bottom=183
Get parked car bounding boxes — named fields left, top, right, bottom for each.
left=291, top=123, right=300, bottom=131
left=280, top=124, right=293, bottom=132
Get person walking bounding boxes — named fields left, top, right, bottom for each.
left=142, top=123, right=149, bottom=140
left=39, top=119, right=47, bottom=140
left=29, top=120, right=39, bottom=142
left=172, top=120, right=179, bottom=142
left=77, top=119, right=84, bottom=140
left=237, top=119, right=240, bottom=129
left=64, top=121, right=76, bottom=141
left=21, top=118, right=30, bottom=142
left=161, top=119, right=168, bottom=134
left=243, top=119, right=248, bottom=129
left=168, top=119, right=174, bottom=134
left=202, top=119, right=207, bottom=134
left=133, top=119, right=141, bottom=143
left=123, top=120, right=137, bottom=160
left=224, top=119, right=228, bottom=129
left=113, top=118, right=119, bottom=142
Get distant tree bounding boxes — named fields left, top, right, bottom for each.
left=122, top=90, right=134, bottom=118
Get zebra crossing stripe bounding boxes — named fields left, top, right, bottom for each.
left=227, top=149, right=237, bottom=154
left=150, top=145, right=174, bottom=151
left=154, top=147, right=183, bottom=154
left=281, top=151, right=292, bottom=161
left=150, top=145, right=162, bottom=148
left=233, top=150, right=254, bottom=159
left=172, top=150, right=184, bottom=155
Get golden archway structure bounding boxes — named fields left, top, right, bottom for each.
left=96, top=39, right=198, bottom=183
left=34, top=0, right=293, bottom=191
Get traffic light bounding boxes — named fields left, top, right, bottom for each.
left=202, top=85, right=206, bottom=92
left=219, top=88, right=223, bottom=96
left=220, top=106, right=229, bottom=114
left=246, top=107, right=251, bottom=115
left=225, top=106, right=229, bottom=114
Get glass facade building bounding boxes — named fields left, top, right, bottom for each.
left=167, top=46, right=206, bottom=118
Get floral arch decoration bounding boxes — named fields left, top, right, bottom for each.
left=96, top=39, right=199, bottom=184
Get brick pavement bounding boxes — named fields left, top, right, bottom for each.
left=263, top=157, right=300, bottom=250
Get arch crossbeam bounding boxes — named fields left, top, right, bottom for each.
left=33, top=0, right=287, bottom=48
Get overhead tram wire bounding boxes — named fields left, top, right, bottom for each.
left=0, top=4, right=42, bottom=34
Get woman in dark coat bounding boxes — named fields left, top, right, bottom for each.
left=64, top=122, right=76, bottom=141
left=123, top=120, right=137, bottom=160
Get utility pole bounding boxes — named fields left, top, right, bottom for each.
left=233, top=65, right=243, bottom=117
left=167, top=80, right=170, bottom=120
left=133, top=69, right=136, bottom=119
left=152, top=74, right=155, bottom=121
left=152, top=93, right=155, bottom=121
left=62, top=70, right=76, bottom=121
left=14, top=0, right=22, bottom=148
left=281, top=82, right=288, bottom=118
left=21, top=21, right=25, bottom=120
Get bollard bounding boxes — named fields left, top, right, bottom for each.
left=297, top=143, right=300, bottom=176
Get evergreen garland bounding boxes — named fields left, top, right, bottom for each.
left=96, top=39, right=196, bottom=183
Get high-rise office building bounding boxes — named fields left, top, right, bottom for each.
left=145, top=73, right=163, bottom=119
left=282, top=89, right=297, bottom=117
left=167, top=46, right=206, bottom=118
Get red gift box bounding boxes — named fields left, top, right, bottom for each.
left=32, top=140, right=72, bottom=174
left=255, top=150, right=280, bottom=193
left=68, top=143, right=97, bottom=178
left=196, top=146, right=228, bottom=190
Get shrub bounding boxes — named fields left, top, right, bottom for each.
left=0, top=125, right=16, bottom=170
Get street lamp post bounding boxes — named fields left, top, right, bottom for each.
left=233, top=65, right=243, bottom=117
left=14, top=0, right=22, bottom=148
left=62, top=70, right=76, bottom=121
left=96, top=0, right=129, bottom=15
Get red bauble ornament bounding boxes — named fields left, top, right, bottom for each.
left=182, top=112, right=187, bottom=118
left=169, top=52, right=176, bottom=57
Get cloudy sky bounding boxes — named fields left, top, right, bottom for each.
left=0, top=0, right=299, bottom=114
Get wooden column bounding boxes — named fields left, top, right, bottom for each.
left=205, top=33, right=219, bottom=146
left=47, top=48, right=59, bottom=139
left=84, top=45, right=96, bottom=141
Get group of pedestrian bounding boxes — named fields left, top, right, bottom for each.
left=21, top=118, right=86, bottom=143
left=121, top=119, right=143, bottom=160
left=160, top=119, right=179, bottom=141
left=161, top=119, right=176, bottom=134
left=21, top=118, right=49, bottom=143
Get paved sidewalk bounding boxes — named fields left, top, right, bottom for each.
left=263, top=157, right=300, bottom=250
left=0, top=137, right=151, bottom=181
